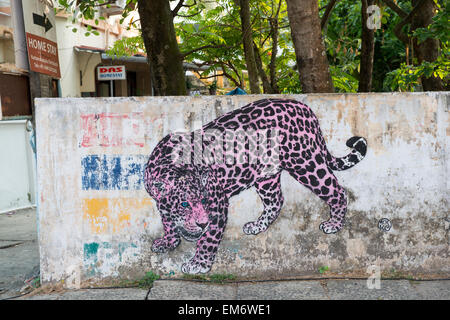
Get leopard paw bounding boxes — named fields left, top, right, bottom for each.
left=151, top=238, right=169, bottom=253
left=151, top=237, right=180, bottom=253
left=243, top=221, right=266, bottom=235
left=319, top=219, right=344, bottom=234
left=181, top=259, right=211, bottom=274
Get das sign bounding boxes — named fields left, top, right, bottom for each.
left=97, top=66, right=126, bottom=80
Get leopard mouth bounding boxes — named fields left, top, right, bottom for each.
left=178, top=226, right=208, bottom=242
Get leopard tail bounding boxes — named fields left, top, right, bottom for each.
left=323, top=136, right=368, bottom=171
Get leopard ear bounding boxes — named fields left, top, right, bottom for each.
left=148, top=181, right=166, bottom=199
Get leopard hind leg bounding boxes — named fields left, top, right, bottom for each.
left=287, top=159, right=347, bottom=234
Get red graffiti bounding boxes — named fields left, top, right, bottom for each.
left=80, top=112, right=144, bottom=148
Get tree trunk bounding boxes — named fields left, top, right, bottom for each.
left=358, top=0, right=375, bottom=92
left=137, top=0, right=187, bottom=95
left=238, top=0, right=261, bottom=94
left=254, top=43, right=273, bottom=93
left=410, top=0, right=443, bottom=91
left=285, top=0, right=334, bottom=93
left=269, top=17, right=280, bottom=93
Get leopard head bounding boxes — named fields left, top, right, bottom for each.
left=147, top=167, right=211, bottom=242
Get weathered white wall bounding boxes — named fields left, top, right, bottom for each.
left=35, top=93, right=449, bottom=286
left=0, top=120, right=36, bottom=212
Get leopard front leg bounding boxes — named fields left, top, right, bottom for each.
left=152, top=216, right=181, bottom=253
left=181, top=210, right=228, bottom=274
left=243, top=173, right=284, bottom=235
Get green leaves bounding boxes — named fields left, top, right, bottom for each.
left=57, top=0, right=447, bottom=93
left=383, top=3, right=449, bottom=91
left=137, top=271, right=160, bottom=288
left=330, top=66, right=359, bottom=93
left=57, top=0, right=138, bottom=38
left=175, top=0, right=298, bottom=93
left=321, top=0, right=363, bottom=92
left=106, top=35, right=145, bottom=58
left=82, top=24, right=101, bottom=37
left=384, top=46, right=449, bottom=91
left=384, top=63, right=421, bottom=91
left=318, top=265, right=330, bottom=274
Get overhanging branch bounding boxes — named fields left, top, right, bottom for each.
left=391, top=0, right=428, bottom=44
left=172, top=0, right=185, bottom=17
left=198, top=73, right=225, bottom=80
left=321, top=0, right=340, bottom=30
left=380, top=0, right=408, bottom=19
left=180, top=44, right=235, bottom=59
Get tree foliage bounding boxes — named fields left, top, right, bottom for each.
left=384, top=2, right=449, bottom=91
left=175, top=0, right=297, bottom=93
left=59, top=0, right=448, bottom=94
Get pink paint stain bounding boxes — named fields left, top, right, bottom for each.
left=80, top=112, right=144, bottom=148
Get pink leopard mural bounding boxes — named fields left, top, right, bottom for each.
left=144, top=98, right=367, bottom=274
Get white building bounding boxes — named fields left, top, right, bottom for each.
left=0, top=0, right=35, bottom=213
left=55, top=3, right=152, bottom=97
left=0, top=0, right=151, bottom=213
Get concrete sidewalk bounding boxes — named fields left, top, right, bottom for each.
left=0, top=208, right=39, bottom=300
left=16, top=279, right=450, bottom=300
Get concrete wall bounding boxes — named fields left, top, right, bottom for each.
left=35, top=93, right=449, bottom=286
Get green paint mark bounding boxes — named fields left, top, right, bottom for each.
left=83, top=242, right=100, bottom=276
left=84, top=242, right=99, bottom=261
left=118, top=242, right=138, bottom=261
left=102, top=242, right=112, bottom=249
left=83, top=241, right=138, bottom=277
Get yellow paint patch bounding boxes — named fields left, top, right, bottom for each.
left=83, top=198, right=152, bottom=234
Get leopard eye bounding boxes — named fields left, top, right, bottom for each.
left=181, top=201, right=189, bottom=208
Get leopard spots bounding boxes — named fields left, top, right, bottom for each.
left=144, top=99, right=367, bottom=274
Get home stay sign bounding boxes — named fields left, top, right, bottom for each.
left=22, top=0, right=61, bottom=78
left=97, top=66, right=126, bottom=80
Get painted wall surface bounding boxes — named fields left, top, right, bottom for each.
left=0, top=120, right=36, bottom=212
left=35, top=93, right=449, bottom=286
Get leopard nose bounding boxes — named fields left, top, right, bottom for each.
left=196, top=222, right=208, bottom=229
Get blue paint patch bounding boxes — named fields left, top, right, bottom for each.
left=81, top=156, right=101, bottom=190
left=81, top=155, right=147, bottom=190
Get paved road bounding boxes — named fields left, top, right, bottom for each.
left=15, top=278, right=450, bottom=300
left=0, top=208, right=39, bottom=300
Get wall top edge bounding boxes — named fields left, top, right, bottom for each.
left=34, top=91, right=450, bottom=105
